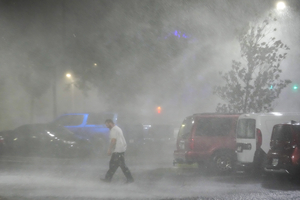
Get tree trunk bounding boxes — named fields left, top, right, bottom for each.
left=243, top=64, right=254, bottom=113
left=243, top=73, right=251, bottom=113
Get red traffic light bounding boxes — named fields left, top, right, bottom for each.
left=157, top=106, right=161, bottom=114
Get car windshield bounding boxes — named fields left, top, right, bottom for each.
left=236, top=118, right=256, bottom=139
left=14, top=124, right=45, bottom=134
left=14, top=124, right=75, bottom=141
left=45, top=124, right=76, bottom=141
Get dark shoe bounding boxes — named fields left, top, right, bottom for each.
left=125, top=179, right=134, bottom=184
left=100, top=178, right=111, bottom=183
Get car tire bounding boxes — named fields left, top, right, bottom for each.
left=211, top=151, right=235, bottom=175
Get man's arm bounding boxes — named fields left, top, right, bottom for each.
left=107, top=138, right=116, bottom=156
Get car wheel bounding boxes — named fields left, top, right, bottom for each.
left=91, top=137, right=107, bottom=156
left=212, top=152, right=234, bottom=174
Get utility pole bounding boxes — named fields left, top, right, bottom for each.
left=53, top=0, right=66, bottom=119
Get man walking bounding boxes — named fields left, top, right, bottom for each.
left=101, top=119, right=134, bottom=183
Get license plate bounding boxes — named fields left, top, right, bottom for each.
left=272, top=158, right=279, bottom=166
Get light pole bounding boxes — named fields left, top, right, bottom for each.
left=53, top=67, right=57, bottom=120
left=66, top=73, right=74, bottom=112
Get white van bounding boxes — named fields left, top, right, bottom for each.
left=235, top=112, right=300, bottom=172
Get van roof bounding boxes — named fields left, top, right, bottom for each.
left=276, top=120, right=300, bottom=126
left=193, top=113, right=242, bottom=116
left=182, top=113, right=241, bottom=122
left=188, top=113, right=242, bottom=118
left=239, top=112, right=300, bottom=119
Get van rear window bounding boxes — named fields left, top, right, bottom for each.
left=237, top=118, right=255, bottom=139
left=272, top=125, right=293, bottom=141
left=195, top=118, right=231, bottom=136
left=178, top=118, right=194, bottom=139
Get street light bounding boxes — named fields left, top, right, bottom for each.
left=66, top=73, right=72, bottom=79
left=276, top=1, right=286, bottom=10
left=157, top=106, right=161, bottom=114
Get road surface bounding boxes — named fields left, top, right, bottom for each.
left=0, top=150, right=300, bottom=199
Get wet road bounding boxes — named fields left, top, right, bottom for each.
left=1, top=150, right=300, bottom=200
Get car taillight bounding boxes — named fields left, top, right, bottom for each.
left=256, top=129, right=262, bottom=149
left=189, top=138, right=194, bottom=150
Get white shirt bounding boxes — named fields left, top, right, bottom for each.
left=110, top=125, right=127, bottom=153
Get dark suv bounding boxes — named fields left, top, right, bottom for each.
left=173, top=113, right=240, bottom=174
left=264, top=121, right=300, bottom=176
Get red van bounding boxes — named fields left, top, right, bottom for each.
left=173, top=113, right=240, bottom=174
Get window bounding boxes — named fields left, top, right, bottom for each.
left=178, top=117, right=194, bottom=139
left=236, top=119, right=256, bottom=139
left=272, top=125, right=292, bottom=141
left=195, top=117, right=231, bottom=136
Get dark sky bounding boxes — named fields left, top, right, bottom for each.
left=0, top=0, right=299, bottom=127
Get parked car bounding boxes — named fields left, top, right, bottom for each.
left=51, top=112, right=114, bottom=155
left=51, top=112, right=145, bottom=155
left=0, top=123, right=92, bottom=158
left=143, top=124, right=176, bottom=154
left=264, top=121, right=300, bottom=176
left=236, top=112, right=300, bottom=173
left=173, top=113, right=241, bottom=174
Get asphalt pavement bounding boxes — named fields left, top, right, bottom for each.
left=1, top=150, right=300, bottom=199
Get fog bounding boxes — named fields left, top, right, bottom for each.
left=0, top=0, right=299, bottom=129
left=2, top=153, right=300, bottom=199
left=1, top=1, right=300, bottom=198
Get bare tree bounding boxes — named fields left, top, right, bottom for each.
left=214, top=14, right=291, bottom=113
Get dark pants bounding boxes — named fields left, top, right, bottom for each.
left=105, top=152, right=133, bottom=181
